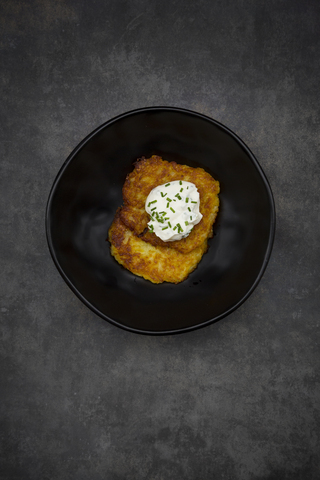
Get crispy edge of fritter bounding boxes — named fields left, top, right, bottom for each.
left=108, top=211, right=208, bottom=284
left=120, top=155, right=220, bottom=254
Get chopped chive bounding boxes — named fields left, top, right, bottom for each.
left=170, top=207, right=175, bottom=213
left=185, top=221, right=189, bottom=226
left=173, top=225, right=177, bottom=230
left=164, top=217, right=170, bottom=221
left=166, top=203, right=169, bottom=208
left=185, top=197, right=189, bottom=203
left=168, top=221, right=172, bottom=228
left=188, top=207, right=191, bottom=211
left=160, top=192, right=167, bottom=197
left=180, top=188, right=183, bottom=192
left=162, top=226, right=168, bottom=230
left=173, top=199, right=176, bottom=202
left=165, top=183, right=170, bottom=187
left=191, top=201, right=197, bottom=204
left=167, top=198, right=172, bottom=202
left=190, top=216, right=192, bottom=220
left=179, top=180, right=182, bottom=185
left=151, top=207, right=156, bottom=211
left=159, top=211, right=165, bottom=215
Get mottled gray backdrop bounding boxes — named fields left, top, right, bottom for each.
left=1, top=1, right=320, bottom=479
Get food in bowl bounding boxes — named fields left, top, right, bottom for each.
left=108, top=155, right=220, bottom=283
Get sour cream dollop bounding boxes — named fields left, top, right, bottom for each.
left=145, top=180, right=202, bottom=241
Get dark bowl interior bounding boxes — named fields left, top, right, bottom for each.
left=46, top=107, right=275, bottom=334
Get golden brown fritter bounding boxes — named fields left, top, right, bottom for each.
left=120, top=155, right=220, bottom=254
left=109, top=212, right=208, bottom=284
left=108, top=155, right=220, bottom=284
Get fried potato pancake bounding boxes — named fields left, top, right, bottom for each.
left=109, top=212, right=208, bottom=284
left=120, top=155, right=220, bottom=254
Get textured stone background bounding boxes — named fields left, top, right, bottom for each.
left=1, top=1, right=320, bottom=479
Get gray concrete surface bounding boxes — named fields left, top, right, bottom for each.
left=1, top=1, right=320, bottom=479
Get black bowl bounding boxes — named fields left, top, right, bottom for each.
left=46, top=107, right=275, bottom=335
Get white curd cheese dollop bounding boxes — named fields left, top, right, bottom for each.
left=145, top=180, right=202, bottom=241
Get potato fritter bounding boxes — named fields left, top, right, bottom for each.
left=108, top=155, right=220, bottom=284
left=109, top=212, right=208, bottom=284
left=120, top=155, right=220, bottom=254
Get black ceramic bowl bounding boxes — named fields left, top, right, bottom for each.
left=46, top=107, right=275, bottom=335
